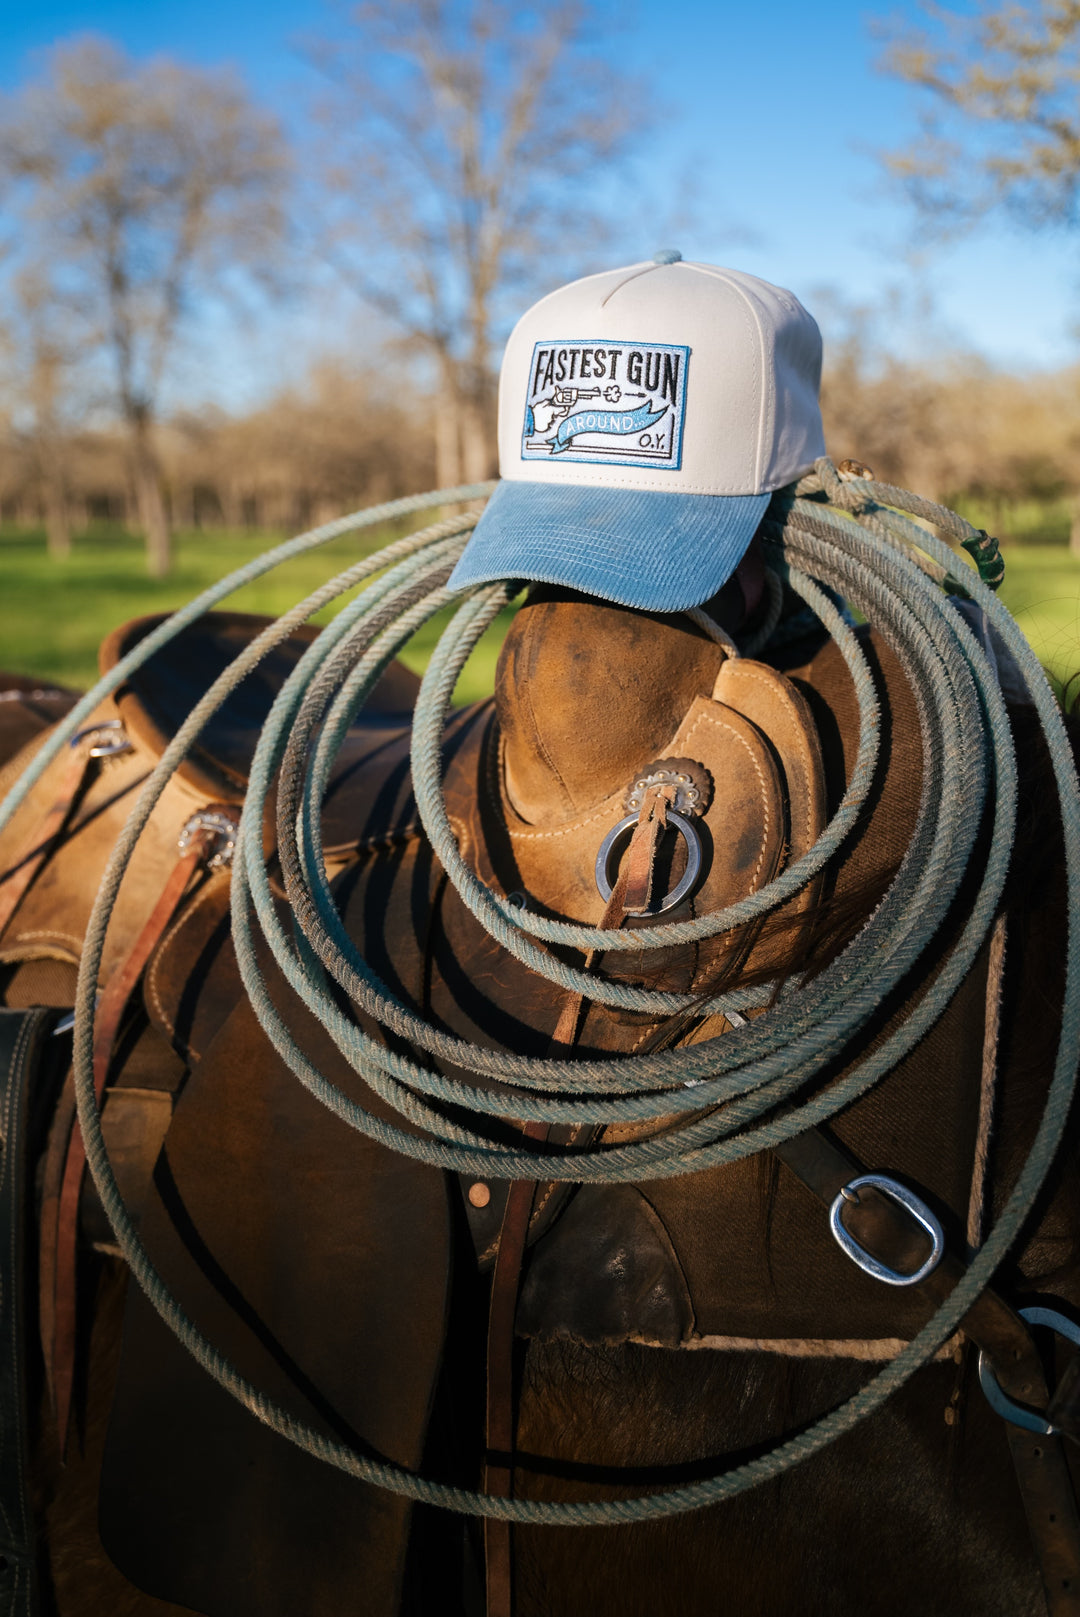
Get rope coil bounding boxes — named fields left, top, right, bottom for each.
left=2, top=461, right=1077, bottom=1525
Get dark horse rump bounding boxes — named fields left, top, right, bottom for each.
left=0, top=558, right=1078, bottom=1615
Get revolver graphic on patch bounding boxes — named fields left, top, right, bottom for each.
left=552, top=384, right=622, bottom=407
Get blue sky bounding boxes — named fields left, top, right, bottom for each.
left=2, top=0, right=1076, bottom=405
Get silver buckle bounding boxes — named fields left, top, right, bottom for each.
left=70, top=719, right=132, bottom=759
left=978, top=1306, right=1080, bottom=1435
left=828, top=1173, right=945, bottom=1287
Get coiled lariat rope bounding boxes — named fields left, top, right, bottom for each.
left=3, top=462, right=1078, bottom=1525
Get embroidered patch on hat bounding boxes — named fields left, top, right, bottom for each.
left=521, top=339, right=690, bottom=470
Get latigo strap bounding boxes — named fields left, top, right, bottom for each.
left=483, top=787, right=684, bottom=1617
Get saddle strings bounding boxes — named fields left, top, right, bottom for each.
left=3, top=462, right=1079, bottom=1527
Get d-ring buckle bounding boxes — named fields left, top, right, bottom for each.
left=828, top=1174, right=946, bottom=1287
left=978, top=1307, right=1080, bottom=1435
left=594, top=809, right=703, bottom=914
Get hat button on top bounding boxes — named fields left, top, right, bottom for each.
left=652, top=248, right=682, bottom=264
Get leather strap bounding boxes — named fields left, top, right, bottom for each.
left=482, top=799, right=668, bottom=1616
left=622, top=783, right=674, bottom=916
left=483, top=1121, right=548, bottom=1617
left=0, top=1008, right=52, bottom=1615
left=776, top=1126, right=1080, bottom=1617
left=43, top=820, right=225, bottom=1454
left=0, top=746, right=93, bottom=941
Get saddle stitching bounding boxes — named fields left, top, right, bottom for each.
left=478, top=1174, right=564, bottom=1268
left=501, top=702, right=773, bottom=863
left=677, top=707, right=771, bottom=893
left=446, top=813, right=469, bottom=864
left=478, top=1231, right=499, bottom=1266
left=2, top=928, right=84, bottom=953
left=504, top=800, right=618, bottom=842
left=722, top=665, right=815, bottom=840
left=630, top=1022, right=662, bottom=1053
left=146, top=878, right=224, bottom=1059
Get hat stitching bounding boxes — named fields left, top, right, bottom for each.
left=599, top=260, right=674, bottom=308
left=690, top=265, right=769, bottom=488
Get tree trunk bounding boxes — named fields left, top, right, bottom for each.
left=129, top=416, right=171, bottom=578
left=459, top=393, right=495, bottom=484
left=43, top=478, right=71, bottom=561
left=435, top=379, right=462, bottom=493
left=1070, top=497, right=1080, bottom=557
left=36, top=435, right=71, bottom=560
left=219, top=484, right=244, bottom=530
left=172, top=482, right=196, bottom=532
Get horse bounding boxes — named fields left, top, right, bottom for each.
left=1, top=465, right=1079, bottom=1617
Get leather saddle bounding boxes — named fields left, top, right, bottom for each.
left=115, top=601, right=994, bottom=1353
left=0, top=603, right=1002, bottom=1617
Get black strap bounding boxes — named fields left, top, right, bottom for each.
left=0, top=1008, right=51, bottom=1616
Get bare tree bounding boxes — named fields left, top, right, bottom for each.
left=0, top=38, right=289, bottom=575
left=0, top=267, right=93, bottom=559
left=879, top=2, right=1080, bottom=548
left=309, top=0, right=638, bottom=485
left=879, top=1, right=1080, bottom=231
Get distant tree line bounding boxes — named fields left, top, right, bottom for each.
left=0, top=361, right=435, bottom=538
left=3, top=333, right=1079, bottom=545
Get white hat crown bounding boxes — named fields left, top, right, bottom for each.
left=497, top=258, right=826, bottom=497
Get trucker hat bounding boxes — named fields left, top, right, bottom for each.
left=447, top=252, right=826, bottom=612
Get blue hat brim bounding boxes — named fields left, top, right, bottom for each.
left=447, top=480, right=771, bottom=612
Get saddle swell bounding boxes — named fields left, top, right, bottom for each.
left=0, top=599, right=1074, bottom=1617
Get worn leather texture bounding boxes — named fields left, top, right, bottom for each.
left=0, top=1008, right=52, bottom=1616
left=100, top=969, right=454, bottom=1617
left=130, top=602, right=994, bottom=1351
left=130, top=599, right=997, bottom=1352
left=4, top=599, right=1073, bottom=1617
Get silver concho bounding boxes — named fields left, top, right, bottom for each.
left=623, top=757, right=712, bottom=819
left=178, top=808, right=239, bottom=871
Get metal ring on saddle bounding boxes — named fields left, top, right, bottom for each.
left=70, top=718, right=133, bottom=759
left=595, top=809, right=703, bottom=914
left=828, top=1174, right=946, bottom=1287
left=978, top=1307, right=1080, bottom=1436
left=178, top=807, right=239, bottom=872
left=594, top=757, right=712, bottom=915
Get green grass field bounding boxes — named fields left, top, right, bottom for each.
left=2, top=523, right=1079, bottom=702
left=0, top=522, right=516, bottom=706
